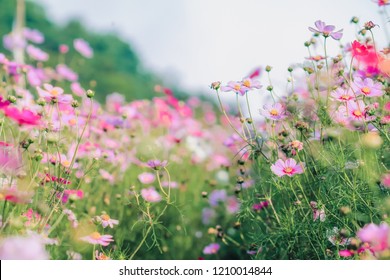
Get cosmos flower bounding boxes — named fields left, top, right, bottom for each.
left=351, top=40, right=369, bottom=57
left=203, top=243, right=220, bottom=255
left=37, top=83, right=72, bottom=104
left=26, top=45, right=48, bottom=61
left=220, top=81, right=248, bottom=96
left=80, top=232, right=114, bottom=246
left=353, top=77, right=383, bottom=97
left=141, top=187, right=162, bottom=202
left=271, top=158, right=304, bottom=177
left=138, top=172, right=156, bottom=184
left=3, top=107, right=41, bottom=126
left=0, top=235, right=49, bottom=259
left=74, top=38, right=93, bottom=58
left=96, top=213, right=119, bottom=229
left=147, top=159, right=168, bottom=170
left=309, top=20, right=343, bottom=40
left=261, top=103, right=287, bottom=121
left=357, top=223, right=390, bottom=252
left=331, top=88, right=355, bottom=102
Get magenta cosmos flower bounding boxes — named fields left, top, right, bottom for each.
left=309, top=20, right=343, bottom=40
left=3, top=107, right=41, bottom=126
left=80, top=232, right=114, bottom=246
left=357, top=223, right=390, bottom=252
left=147, top=159, right=168, bottom=170
left=74, top=38, right=93, bottom=58
left=353, top=77, right=383, bottom=97
left=271, top=158, right=304, bottom=177
left=260, top=103, right=287, bottom=121
left=203, top=243, right=220, bottom=255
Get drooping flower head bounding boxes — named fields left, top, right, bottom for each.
left=80, top=232, right=114, bottom=246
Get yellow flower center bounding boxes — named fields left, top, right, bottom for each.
left=234, top=84, right=241, bottom=91
left=62, top=160, right=71, bottom=168
left=90, top=232, right=101, bottom=240
left=284, top=167, right=293, bottom=174
left=69, top=118, right=77, bottom=126
left=101, top=214, right=110, bottom=221
left=50, top=89, right=59, bottom=96
left=340, top=95, right=351, bottom=100
left=270, top=109, right=279, bottom=116
left=353, top=110, right=362, bottom=117
left=243, top=80, right=251, bottom=87
left=361, top=87, right=371, bottom=95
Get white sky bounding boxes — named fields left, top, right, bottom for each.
left=34, top=0, right=388, bottom=107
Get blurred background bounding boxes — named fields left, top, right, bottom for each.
left=1, top=0, right=387, bottom=103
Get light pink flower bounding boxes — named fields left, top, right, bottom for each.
left=331, top=88, right=355, bottom=102
left=353, top=77, right=383, bottom=97
left=74, top=38, right=93, bottom=58
left=261, top=103, right=287, bottom=121
left=98, top=214, right=119, bottom=229
left=56, top=64, right=78, bottom=81
left=99, top=169, right=115, bottom=184
left=309, top=20, right=343, bottom=40
left=141, top=187, right=162, bottom=202
left=220, top=81, right=248, bottom=96
left=23, top=28, right=44, bottom=44
left=26, top=45, right=48, bottom=61
left=0, top=235, right=49, bottom=259
left=271, top=158, right=304, bottom=177
left=357, top=223, right=390, bottom=252
left=37, top=83, right=72, bottom=104
left=381, top=173, right=390, bottom=188
left=241, top=77, right=262, bottom=90
left=138, top=172, right=156, bottom=184
left=80, top=232, right=114, bottom=246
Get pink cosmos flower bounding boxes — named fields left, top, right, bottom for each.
left=99, top=169, right=115, bottom=184
left=80, top=232, right=114, bottom=246
left=373, top=0, right=389, bottom=7
left=346, top=100, right=367, bottom=121
left=37, top=83, right=72, bottom=104
left=203, top=243, right=220, bottom=255
left=3, top=107, right=41, bottom=126
left=59, top=44, right=69, bottom=54
left=138, top=172, right=156, bottom=184
left=271, top=158, right=304, bottom=177
left=339, top=249, right=355, bottom=258
left=353, top=77, right=383, bottom=97
left=357, top=223, right=390, bottom=252
left=331, top=88, right=355, bottom=102
left=289, top=140, right=303, bottom=152
left=23, top=28, right=44, bottom=44
left=97, top=214, right=119, bottom=229
left=141, top=187, right=162, bottom=202
left=351, top=40, right=369, bottom=57
left=253, top=200, right=269, bottom=211
left=56, top=64, right=78, bottom=81
left=26, top=45, right=48, bottom=61
left=0, top=235, right=49, bottom=259
left=220, top=81, right=248, bottom=95
left=261, top=103, right=287, bottom=121
left=60, top=189, right=83, bottom=204
left=63, top=209, right=78, bottom=228
left=309, top=20, right=343, bottom=40
left=70, top=82, right=85, bottom=96
left=241, top=77, right=262, bottom=91
left=147, top=159, right=168, bottom=170
left=226, top=196, right=240, bottom=214
left=381, top=173, right=390, bottom=188
left=74, top=38, right=93, bottom=58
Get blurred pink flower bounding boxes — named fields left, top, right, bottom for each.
left=220, top=81, right=248, bottom=96
left=141, top=187, right=162, bottom=202
left=203, top=243, right=220, bottom=255
left=0, top=235, right=49, bottom=259
left=331, top=88, right=355, bottom=102
left=80, top=232, right=114, bottom=246
left=70, top=82, right=85, bottom=96
left=26, top=45, right=48, bottom=61
left=339, top=249, right=355, bottom=258
left=138, top=172, right=156, bottom=184
left=37, top=83, right=73, bottom=104
left=271, top=158, right=304, bottom=177
left=56, top=64, right=78, bottom=81
left=381, top=173, right=390, bottom=188
left=74, top=38, right=93, bottom=58
left=147, top=159, right=168, bottom=170
left=3, top=107, right=41, bottom=126
left=23, top=28, right=44, bottom=44
left=59, top=44, right=69, bottom=54
left=357, top=223, right=390, bottom=252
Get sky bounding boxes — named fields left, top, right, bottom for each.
left=34, top=0, right=388, bottom=108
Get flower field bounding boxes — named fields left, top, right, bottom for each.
left=0, top=0, right=389, bottom=260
